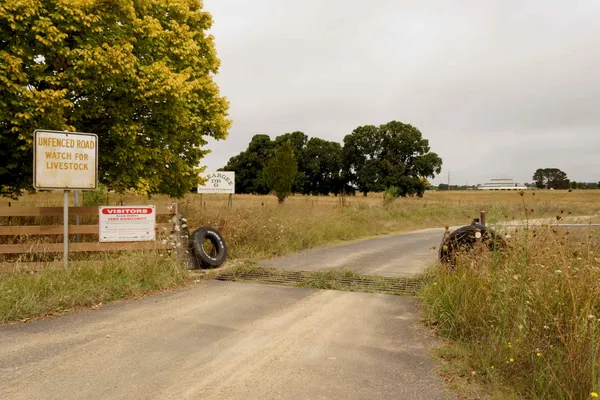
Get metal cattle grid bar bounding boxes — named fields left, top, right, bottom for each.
left=214, top=269, right=423, bottom=296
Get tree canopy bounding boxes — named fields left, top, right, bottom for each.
left=262, top=141, right=298, bottom=203
left=533, top=168, right=570, bottom=190
left=302, top=138, right=344, bottom=195
left=219, top=134, right=274, bottom=194
left=0, top=0, right=230, bottom=198
left=222, top=121, right=442, bottom=197
left=221, top=131, right=346, bottom=196
left=343, top=121, right=442, bottom=197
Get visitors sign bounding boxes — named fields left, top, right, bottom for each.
left=99, top=206, right=156, bottom=242
left=198, top=171, right=235, bottom=194
left=33, top=130, right=98, bottom=190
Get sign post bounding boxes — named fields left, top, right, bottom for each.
left=33, top=130, right=98, bottom=267
left=74, top=190, right=80, bottom=243
left=63, top=190, right=69, bottom=267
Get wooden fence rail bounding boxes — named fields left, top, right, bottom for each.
left=0, top=205, right=174, bottom=217
left=0, top=204, right=180, bottom=256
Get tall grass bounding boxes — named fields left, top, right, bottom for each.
left=421, top=223, right=600, bottom=398
left=0, top=253, right=188, bottom=323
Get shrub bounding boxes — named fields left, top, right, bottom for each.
left=83, top=184, right=108, bottom=206
left=383, top=186, right=399, bottom=205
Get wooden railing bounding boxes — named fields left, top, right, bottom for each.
left=0, top=204, right=180, bottom=256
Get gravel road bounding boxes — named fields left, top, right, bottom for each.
left=261, top=228, right=447, bottom=276
left=0, top=281, right=449, bottom=400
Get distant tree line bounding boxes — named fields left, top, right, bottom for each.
left=433, top=168, right=599, bottom=191
left=532, top=168, right=598, bottom=190
left=437, top=184, right=476, bottom=191
left=221, top=121, right=443, bottom=201
left=569, top=181, right=600, bottom=190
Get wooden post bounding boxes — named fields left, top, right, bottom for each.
left=480, top=211, right=486, bottom=226
left=74, top=190, right=80, bottom=243
left=63, top=190, right=69, bottom=268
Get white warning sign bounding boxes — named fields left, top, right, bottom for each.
left=34, top=130, right=98, bottom=190
left=99, top=206, right=156, bottom=242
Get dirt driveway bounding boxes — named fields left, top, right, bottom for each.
left=0, top=280, right=449, bottom=399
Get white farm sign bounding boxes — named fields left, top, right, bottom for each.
left=99, top=206, right=156, bottom=242
left=198, top=172, right=235, bottom=194
left=33, top=130, right=98, bottom=190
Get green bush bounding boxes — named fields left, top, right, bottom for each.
left=383, top=186, right=399, bottom=205
left=83, top=184, right=108, bottom=206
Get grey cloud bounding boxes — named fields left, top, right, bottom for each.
left=202, top=0, right=600, bottom=185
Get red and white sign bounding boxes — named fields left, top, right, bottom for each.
left=99, top=206, right=156, bottom=242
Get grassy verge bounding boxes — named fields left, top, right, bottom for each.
left=420, top=224, right=600, bottom=399
left=0, top=253, right=189, bottom=323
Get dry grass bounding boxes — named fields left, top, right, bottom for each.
left=178, top=190, right=599, bottom=261
left=421, top=218, right=600, bottom=398
left=3, top=190, right=599, bottom=263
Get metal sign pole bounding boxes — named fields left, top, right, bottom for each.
left=63, top=190, right=69, bottom=268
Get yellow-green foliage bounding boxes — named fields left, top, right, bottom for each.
left=0, top=0, right=230, bottom=198
left=421, top=225, right=600, bottom=399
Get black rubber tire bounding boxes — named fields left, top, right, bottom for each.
left=439, top=224, right=505, bottom=265
left=190, top=227, right=227, bottom=268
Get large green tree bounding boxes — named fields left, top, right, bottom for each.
left=263, top=141, right=298, bottom=203
left=342, top=125, right=385, bottom=195
left=533, top=168, right=570, bottom=190
left=222, top=131, right=348, bottom=196
left=343, top=121, right=442, bottom=197
left=302, top=138, right=344, bottom=195
left=274, top=131, right=308, bottom=193
left=220, top=134, right=274, bottom=194
left=0, top=0, right=230, bottom=198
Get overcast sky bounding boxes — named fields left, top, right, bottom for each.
left=201, top=0, right=600, bottom=185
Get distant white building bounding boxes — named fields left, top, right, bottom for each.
left=478, top=177, right=528, bottom=191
